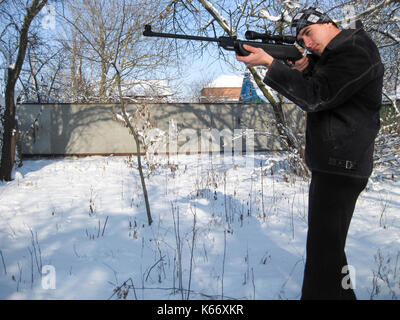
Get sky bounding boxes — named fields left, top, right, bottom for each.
left=171, top=46, right=246, bottom=99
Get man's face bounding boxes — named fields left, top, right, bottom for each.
left=297, top=23, right=332, bottom=56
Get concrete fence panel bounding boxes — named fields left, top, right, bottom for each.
left=17, top=103, right=305, bottom=156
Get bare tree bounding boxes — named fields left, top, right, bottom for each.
left=56, top=0, right=193, bottom=225
left=110, top=0, right=155, bottom=226
left=0, top=0, right=48, bottom=181
left=59, top=0, right=180, bottom=102
left=59, top=0, right=183, bottom=225
left=113, top=65, right=153, bottom=226
left=18, top=38, right=67, bottom=104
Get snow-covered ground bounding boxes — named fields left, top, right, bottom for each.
left=0, top=153, right=399, bottom=300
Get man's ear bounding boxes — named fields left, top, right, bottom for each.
left=328, top=21, right=339, bottom=30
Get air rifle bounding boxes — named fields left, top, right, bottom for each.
left=143, top=25, right=302, bottom=62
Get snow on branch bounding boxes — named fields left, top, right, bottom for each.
left=198, top=0, right=232, bottom=34
left=245, top=1, right=300, bottom=25
left=282, top=0, right=301, bottom=10
left=258, top=9, right=282, bottom=22
left=201, top=18, right=215, bottom=31
left=372, top=28, right=400, bottom=44
left=334, top=0, right=394, bottom=26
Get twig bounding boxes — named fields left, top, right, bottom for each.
left=251, top=267, right=256, bottom=300
left=29, top=228, right=42, bottom=274
left=101, top=216, right=109, bottom=237
left=16, top=262, right=22, bottom=292
left=221, top=229, right=227, bottom=300
left=27, top=247, right=34, bottom=288
left=187, top=206, right=197, bottom=300
left=171, top=202, right=184, bottom=299
left=111, top=285, right=239, bottom=300
left=145, top=256, right=165, bottom=282
left=0, top=250, right=6, bottom=275
left=260, top=161, right=266, bottom=222
left=109, top=277, right=138, bottom=300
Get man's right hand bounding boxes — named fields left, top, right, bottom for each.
left=288, top=55, right=309, bottom=72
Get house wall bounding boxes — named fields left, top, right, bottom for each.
left=199, top=88, right=242, bottom=102
left=17, top=103, right=306, bottom=156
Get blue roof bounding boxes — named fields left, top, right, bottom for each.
left=239, top=72, right=264, bottom=103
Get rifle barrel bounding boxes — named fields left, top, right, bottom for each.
left=143, top=25, right=219, bottom=43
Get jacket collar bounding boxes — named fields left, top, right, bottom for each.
left=325, top=28, right=362, bottom=51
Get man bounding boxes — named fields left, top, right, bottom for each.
left=237, top=7, right=384, bottom=299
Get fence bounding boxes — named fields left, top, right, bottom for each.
left=17, top=103, right=305, bottom=156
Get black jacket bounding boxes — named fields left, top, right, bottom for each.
left=264, top=28, right=384, bottom=178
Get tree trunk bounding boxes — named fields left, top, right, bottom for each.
left=0, top=85, right=16, bottom=181
left=0, top=0, right=48, bottom=181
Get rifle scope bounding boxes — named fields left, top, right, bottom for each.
left=245, top=30, right=297, bottom=44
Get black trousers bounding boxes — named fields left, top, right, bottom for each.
left=301, top=171, right=368, bottom=300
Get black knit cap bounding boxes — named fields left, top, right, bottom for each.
left=291, top=7, right=334, bottom=39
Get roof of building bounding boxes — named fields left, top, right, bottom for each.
left=205, top=74, right=243, bottom=88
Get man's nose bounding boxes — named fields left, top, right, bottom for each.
left=304, top=38, right=312, bottom=49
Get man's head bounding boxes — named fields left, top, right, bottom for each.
left=291, top=7, right=340, bottom=55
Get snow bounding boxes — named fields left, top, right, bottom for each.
left=200, top=0, right=231, bottom=33
left=122, top=80, right=173, bottom=97
left=205, top=75, right=243, bottom=88
left=0, top=153, right=399, bottom=300
left=283, top=0, right=301, bottom=10
left=258, top=10, right=282, bottom=22
left=334, top=0, right=394, bottom=27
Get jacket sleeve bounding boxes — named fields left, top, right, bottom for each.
left=264, top=45, right=381, bottom=113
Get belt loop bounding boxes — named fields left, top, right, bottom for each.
left=345, top=160, right=353, bottom=170
left=328, top=157, right=357, bottom=170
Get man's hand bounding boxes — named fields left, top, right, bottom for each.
left=288, top=54, right=309, bottom=72
left=236, top=44, right=274, bottom=67
left=237, top=45, right=309, bottom=72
